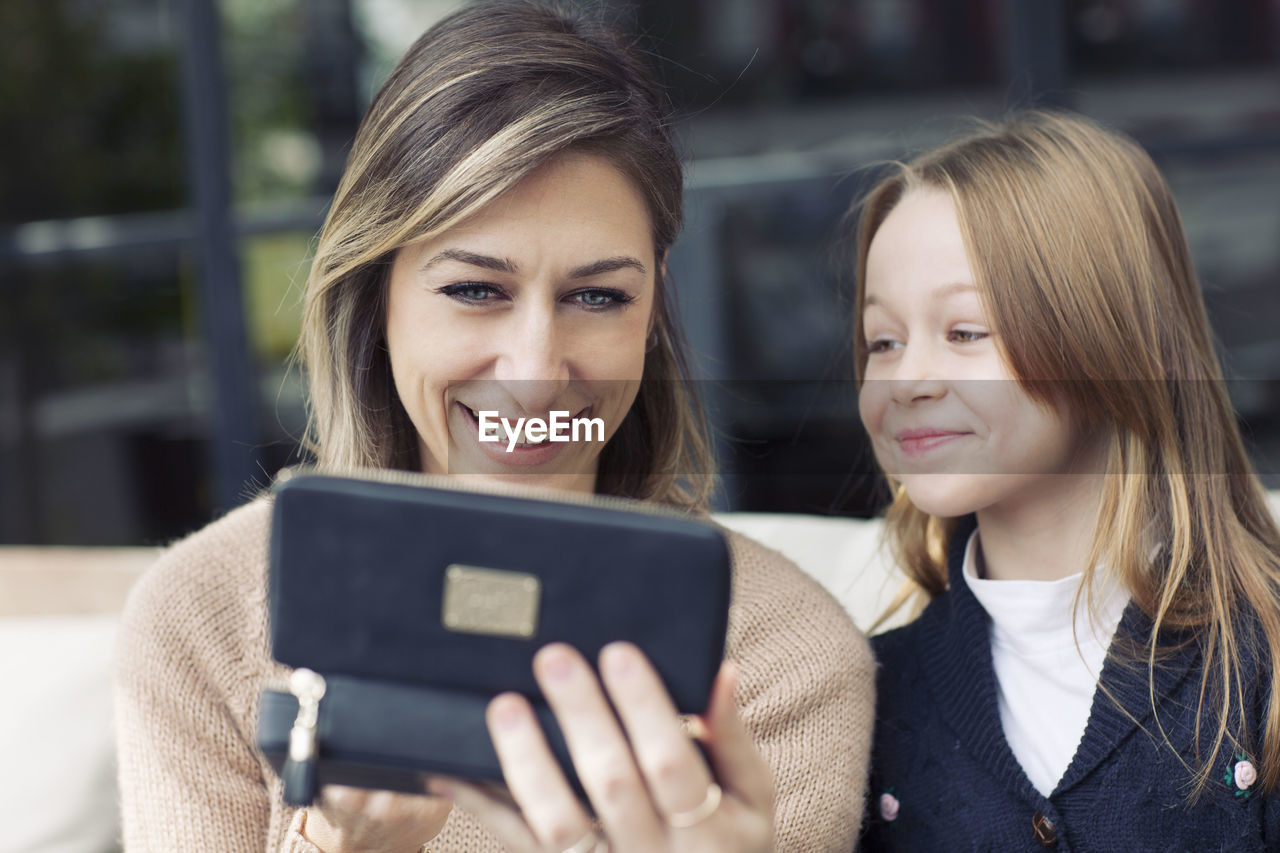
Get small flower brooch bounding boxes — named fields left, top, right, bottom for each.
left=1224, top=752, right=1257, bottom=800
left=879, top=790, right=900, bottom=822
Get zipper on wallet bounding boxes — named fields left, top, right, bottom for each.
left=281, top=667, right=327, bottom=806
left=274, top=463, right=703, bottom=521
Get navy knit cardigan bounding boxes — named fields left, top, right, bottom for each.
left=861, top=516, right=1279, bottom=852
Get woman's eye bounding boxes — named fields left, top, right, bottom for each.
left=438, top=282, right=504, bottom=303
left=567, top=288, right=634, bottom=309
left=948, top=329, right=988, bottom=344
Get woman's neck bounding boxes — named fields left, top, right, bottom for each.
left=974, top=473, right=1106, bottom=582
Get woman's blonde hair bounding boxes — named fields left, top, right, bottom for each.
left=852, top=110, right=1280, bottom=795
left=296, top=0, right=714, bottom=507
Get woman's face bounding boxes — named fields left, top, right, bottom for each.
left=385, top=152, right=655, bottom=494
left=857, top=188, right=1103, bottom=521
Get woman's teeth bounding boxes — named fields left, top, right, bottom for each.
left=460, top=403, right=551, bottom=447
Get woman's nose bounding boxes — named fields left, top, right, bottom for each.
left=493, top=305, right=570, bottom=413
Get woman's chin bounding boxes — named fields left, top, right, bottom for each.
left=442, top=440, right=599, bottom=492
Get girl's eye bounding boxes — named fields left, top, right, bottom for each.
left=948, top=328, right=988, bottom=344
left=567, top=288, right=635, bottom=310
left=438, top=282, right=505, bottom=303
left=866, top=338, right=901, bottom=354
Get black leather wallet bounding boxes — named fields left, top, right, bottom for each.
left=256, top=471, right=731, bottom=806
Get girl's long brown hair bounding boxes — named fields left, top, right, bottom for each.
left=853, top=111, right=1280, bottom=795
left=297, top=0, right=715, bottom=508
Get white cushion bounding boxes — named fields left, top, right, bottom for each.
left=715, top=512, right=911, bottom=632
left=0, top=615, right=121, bottom=853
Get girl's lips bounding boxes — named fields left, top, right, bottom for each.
left=895, top=429, right=970, bottom=456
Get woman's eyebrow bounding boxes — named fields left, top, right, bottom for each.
left=420, top=248, right=517, bottom=274
left=569, top=256, right=647, bottom=279
left=419, top=250, right=645, bottom=279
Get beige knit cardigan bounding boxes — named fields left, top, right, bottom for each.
left=114, top=498, right=874, bottom=851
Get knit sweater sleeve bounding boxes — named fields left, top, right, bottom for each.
left=720, top=530, right=876, bottom=853
left=113, top=500, right=320, bottom=852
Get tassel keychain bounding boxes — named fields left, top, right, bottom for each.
left=282, top=667, right=327, bottom=806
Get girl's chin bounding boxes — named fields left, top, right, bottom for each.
left=898, top=474, right=985, bottom=518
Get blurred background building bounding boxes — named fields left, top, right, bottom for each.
left=2, top=0, right=1278, bottom=544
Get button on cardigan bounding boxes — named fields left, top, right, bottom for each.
left=862, top=515, right=1280, bottom=852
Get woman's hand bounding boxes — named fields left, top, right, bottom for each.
left=302, top=786, right=453, bottom=853
left=430, top=642, right=774, bottom=852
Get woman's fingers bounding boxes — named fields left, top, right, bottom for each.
left=304, top=785, right=452, bottom=853
left=470, top=643, right=774, bottom=853
left=702, top=661, right=774, bottom=813
left=597, top=642, right=718, bottom=824
left=484, top=690, right=597, bottom=850
left=429, top=777, right=541, bottom=851
left=531, top=644, right=666, bottom=848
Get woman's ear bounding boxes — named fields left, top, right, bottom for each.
left=646, top=320, right=660, bottom=353
left=646, top=252, right=668, bottom=352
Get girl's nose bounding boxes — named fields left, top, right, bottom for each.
left=889, top=343, right=947, bottom=405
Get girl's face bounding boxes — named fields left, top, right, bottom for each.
left=385, top=152, right=655, bottom=494
left=858, top=188, right=1102, bottom=520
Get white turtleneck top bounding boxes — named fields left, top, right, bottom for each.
left=960, top=530, right=1130, bottom=797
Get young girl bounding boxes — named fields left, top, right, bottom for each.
left=854, top=111, right=1280, bottom=850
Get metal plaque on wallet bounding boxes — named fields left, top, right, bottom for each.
left=256, top=471, right=731, bottom=804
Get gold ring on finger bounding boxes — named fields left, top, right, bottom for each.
left=664, top=782, right=722, bottom=829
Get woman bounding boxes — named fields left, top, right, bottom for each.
left=113, top=2, right=874, bottom=851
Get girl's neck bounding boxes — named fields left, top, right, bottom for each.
left=975, top=473, right=1106, bottom=582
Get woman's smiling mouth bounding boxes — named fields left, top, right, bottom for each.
left=459, top=403, right=546, bottom=447
left=455, top=401, right=596, bottom=466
